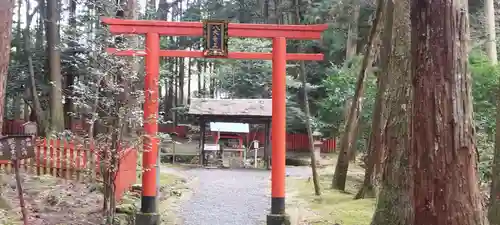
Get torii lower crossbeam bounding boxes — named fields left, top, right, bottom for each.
left=101, top=17, right=327, bottom=225
left=107, top=48, right=324, bottom=61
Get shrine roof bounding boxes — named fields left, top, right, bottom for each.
left=188, top=98, right=272, bottom=117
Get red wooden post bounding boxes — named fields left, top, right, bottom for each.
left=268, top=37, right=289, bottom=224
left=35, top=139, right=40, bottom=175
left=63, top=140, right=68, bottom=179
left=140, top=32, right=160, bottom=222
left=69, top=140, right=75, bottom=178
left=76, top=141, right=82, bottom=180
left=56, top=139, right=61, bottom=177
left=42, top=139, right=47, bottom=175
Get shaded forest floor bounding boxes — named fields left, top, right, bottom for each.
left=0, top=174, right=104, bottom=225
left=286, top=154, right=375, bottom=225
left=0, top=170, right=188, bottom=225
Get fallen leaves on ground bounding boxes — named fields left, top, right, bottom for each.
left=0, top=173, right=104, bottom=225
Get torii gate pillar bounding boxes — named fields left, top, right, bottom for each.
left=136, top=32, right=161, bottom=225
left=268, top=36, right=289, bottom=224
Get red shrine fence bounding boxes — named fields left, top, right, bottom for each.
left=3, top=120, right=337, bottom=153
left=160, top=125, right=337, bottom=152
left=0, top=127, right=137, bottom=201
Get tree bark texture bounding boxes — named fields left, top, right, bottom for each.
left=179, top=57, right=185, bottom=105
left=332, top=0, right=385, bottom=191
left=187, top=58, right=192, bottom=104
left=484, top=0, right=497, bottom=65
left=0, top=0, right=13, bottom=132
left=23, top=0, right=47, bottom=136
left=45, top=0, right=65, bottom=133
left=293, top=0, right=321, bottom=196
left=356, top=0, right=393, bottom=200
left=410, top=0, right=488, bottom=224
left=65, top=0, right=77, bottom=130
left=370, top=0, right=413, bottom=224
left=12, top=0, right=22, bottom=120
left=197, top=59, right=202, bottom=96
left=346, top=4, right=360, bottom=59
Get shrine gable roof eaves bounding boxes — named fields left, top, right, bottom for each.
left=188, top=98, right=272, bottom=117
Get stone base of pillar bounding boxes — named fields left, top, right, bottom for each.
left=266, top=214, right=291, bottom=225
left=135, top=212, right=160, bottom=225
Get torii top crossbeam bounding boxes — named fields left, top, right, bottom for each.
left=102, top=17, right=327, bottom=39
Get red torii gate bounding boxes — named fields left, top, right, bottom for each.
left=101, top=17, right=327, bottom=225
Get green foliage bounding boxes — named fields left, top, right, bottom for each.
left=318, top=56, right=376, bottom=143
left=468, top=50, right=500, bottom=183
left=470, top=50, right=500, bottom=134
left=477, top=132, right=494, bottom=183
left=216, top=38, right=272, bottom=98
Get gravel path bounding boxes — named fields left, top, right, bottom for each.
left=176, top=166, right=311, bottom=225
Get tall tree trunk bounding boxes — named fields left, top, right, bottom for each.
left=12, top=0, right=22, bottom=120
left=369, top=0, right=413, bottom=224
left=36, top=0, right=44, bottom=50
left=271, top=0, right=281, bottom=23
left=238, top=0, right=250, bottom=23
left=411, top=0, right=487, bottom=224
left=346, top=4, right=360, bottom=59
left=209, top=63, right=215, bottom=98
left=338, top=99, right=360, bottom=160
left=64, top=0, right=77, bottom=130
left=187, top=57, right=192, bottom=104
left=177, top=1, right=184, bottom=107
left=202, top=60, right=207, bottom=96
left=166, top=61, right=174, bottom=121
left=355, top=0, right=393, bottom=199
left=179, top=57, right=185, bottom=105
left=12, top=96, right=21, bottom=120
left=158, top=1, right=171, bottom=122
left=23, top=0, right=46, bottom=136
left=23, top=88, right=30, bottom=121
left=263, top=0, right=269, bottom=22
left=146, top=0, right=156, bottom=18
left=348, top=116, right=362, bottom=161
left=299, top=62, right=321, bottom=195
left=485, top=0, right=497, bottom=65
left=45, top=0, right=65, bottom=133
left=173, top=58, right=178, bottom=124
left=293, top=0, right=320, bottom=196
left=332, top=0, right=384, bottom=191
left=0, top=0, right=13, bottom=132
left=15, top=0, right=21, bottom=56
left=197, top=58, right=202, bottom=96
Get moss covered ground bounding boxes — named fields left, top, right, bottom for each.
left=287, top=154, right=375, bottom=225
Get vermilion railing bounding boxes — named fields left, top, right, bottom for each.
left=140, top=124, right=338, bottom=152
left=246, top=132, right=336, bottom=153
